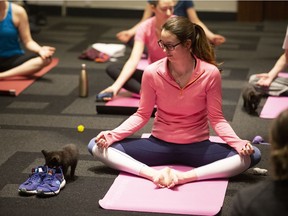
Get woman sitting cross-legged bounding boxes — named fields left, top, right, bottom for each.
left=88, top=16, right=261, bottom=188
left=0, top=0, right=55, bottom=79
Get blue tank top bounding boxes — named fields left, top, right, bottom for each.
left=147, top=0, right=194, bottom=18
left=0, top=2, right=24, bottom=58
left=174, top=0, right=194, bottom=17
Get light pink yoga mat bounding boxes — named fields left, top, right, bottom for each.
left=260, top=96, right=288, bottom=119
left=99, top=165, right=228, bottom=215
left=99, top=135, right=227, bottom=215
left=259, top=72, right=288, bottom=119
left=278, top=72, right=288, bottom=78
left=0, top=58, right=59, bottom=96
left=136, top=58, right=149, bottom=71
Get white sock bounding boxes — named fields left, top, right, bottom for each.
left=195, top=154, right=251, bottom=181
left=91, top=145, right=146, bottom=176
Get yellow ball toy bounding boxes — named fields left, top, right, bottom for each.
left=77, top=124, right=85, bottom=132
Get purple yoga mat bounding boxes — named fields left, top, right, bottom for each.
left=99, top=165, right=228, bottom=215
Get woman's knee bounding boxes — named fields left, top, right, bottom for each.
left=248, top=74, right=259, bottom=85
left=42, top=57, right=52, bottom=67
left=32, top=56, right=51, bottom=68
left=106, top=63, right=122, bottom=80
left=250, top=145, right=261, bottom=167
left=87, top=137, right=97, bottom=155
left=110, top=143, right=126, bottom=153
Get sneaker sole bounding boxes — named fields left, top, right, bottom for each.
left=18, top=188, right=37, bottom=195
left=36, top=179, right=66, bottom=196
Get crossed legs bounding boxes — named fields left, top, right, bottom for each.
left=88, top=136, right=261, bottom=187
left=0, top=55, right=52, bottom=79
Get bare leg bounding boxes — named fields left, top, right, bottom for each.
left=0, top=56, right=52, bottom=79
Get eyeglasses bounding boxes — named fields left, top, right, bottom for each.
left=157, top=40, right=181, bottom=51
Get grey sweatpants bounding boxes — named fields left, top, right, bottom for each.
left=249, top=74, right=288, bottom=96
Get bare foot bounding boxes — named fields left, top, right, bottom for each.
left=152, top=167, right=179, bottom=188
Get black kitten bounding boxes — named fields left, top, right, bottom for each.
left=242, top=84, right=262, bottom=114
left=42, top=144, right=79, bottom=179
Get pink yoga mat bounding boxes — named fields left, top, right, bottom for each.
left=278, top=72, right=288, bottom=78
left=99, top=165, right=228, bottom=215
left=96, top=89, right=156, bottom=115
left=136, top=59, right=149, bottom=71
left=0, top=58, right=59, bottom=96
left=105, top=92, right=140, bottom=107
left=260, top=96, right=288, bottom=119
left=96, top=92, right=141, bottom=115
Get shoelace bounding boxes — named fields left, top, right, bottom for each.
left=41, top=174, right=55, bottom=185
left=26, top=172, right=42, bottom=183
left=40, top=173, right=60, bottom=195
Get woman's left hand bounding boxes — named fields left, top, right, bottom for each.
left=256, top=73, right=273, bottom=87
left=95, top=131, right=111, bottom=149
left=240, top=142, right=255, bottom=156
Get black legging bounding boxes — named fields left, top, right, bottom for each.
left=106, top=63, right=144, bottom=94
left=0, top=53, right=38, bottom=72
left=126, top=36, right=148, bottom=56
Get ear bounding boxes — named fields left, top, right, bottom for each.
left=150, top=4, right=156, bottom=13
left=248, top=91, right=254, bottom=100
left=51, top=157, right=58, bottom=163
left=41, top=150, right=48, bottom=157
left=185, top=39, right=192, bottom=50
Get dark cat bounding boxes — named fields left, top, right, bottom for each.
left=242, top=84, right=262, bottom=114
left=42, top=144, right=79, bottom=179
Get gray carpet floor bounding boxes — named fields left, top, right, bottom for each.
left=0, top=15, right=287, bottom=216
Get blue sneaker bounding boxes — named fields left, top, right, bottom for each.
left=36, top=167, right=66, bottom=196
left=18, top=166, right=47, bottom=194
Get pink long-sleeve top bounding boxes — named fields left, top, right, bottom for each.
left=134, top=16, right=166, bottom=64
left=103, top=57, right=248, bottom=154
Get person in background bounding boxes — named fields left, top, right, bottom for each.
left=0, top=0, right=55, bottom=79
left=248, top=25, right=288, bottom=96
left=98, top=0, right=174, bottom=98
left=89, top=17, right=261, bottom=188
left=230, top=108, right=288, bottom=216
left=116, top=0, right=226, bottom=47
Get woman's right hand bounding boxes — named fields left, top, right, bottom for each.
left=100, top=85, right=120, bottom=98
